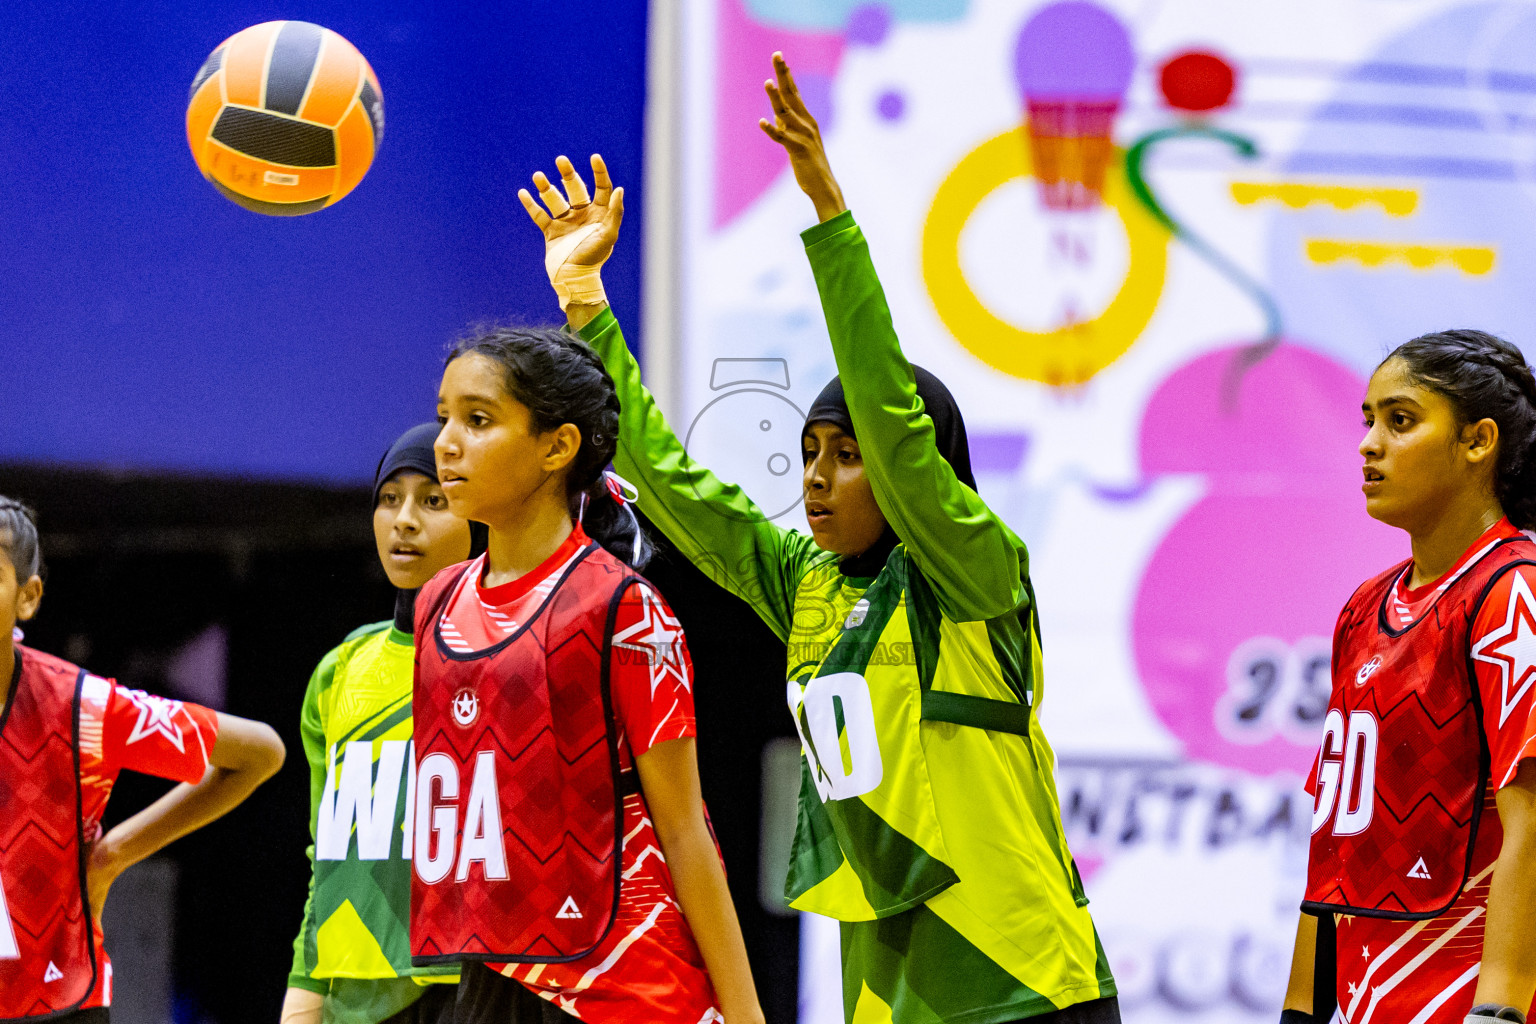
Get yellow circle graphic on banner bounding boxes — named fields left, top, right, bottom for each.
left=922, top=129, right=1171, bottom=384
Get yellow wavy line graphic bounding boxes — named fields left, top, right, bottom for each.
left=1231, top=182, right=1418, bottom=216
left=1305, top=239, right=1496, bottom=275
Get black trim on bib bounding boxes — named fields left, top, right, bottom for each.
left=432, top=544, right=596, bottom=662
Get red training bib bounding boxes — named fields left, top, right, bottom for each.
left=410, top=543, right=640, bottom=964
left=0, top=646, right=97, bottom=1020
left=1305, top=534, right=1536, bottom=918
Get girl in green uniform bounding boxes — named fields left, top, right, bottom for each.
left=281, top=425, right=475, bottom=1024
left=514, top=54, right=1119, bottom=1024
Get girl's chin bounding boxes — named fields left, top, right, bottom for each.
left=383, top=568, right=432, bottom=591
left=444, top=496, right=482, bottom=522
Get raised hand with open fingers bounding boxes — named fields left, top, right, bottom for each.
left=758, top=51, right=846, bottom=223
left=518, top=153, right=625, bottom=313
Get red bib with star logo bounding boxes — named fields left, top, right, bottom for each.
left=1305, top=529, right=1536, bottom=919
left=0, top=646, right=97, bottom=1020
left=410, top=542, right=647, bottom=965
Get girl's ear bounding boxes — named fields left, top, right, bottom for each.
left=1464, top=417, right=1500, bottom=465
left=16, top=575, right=42, bottom=622
left=543, top=422, right=583, bottom=474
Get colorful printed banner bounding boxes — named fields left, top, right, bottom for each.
left=675, top=1, right=1536, bottom=1019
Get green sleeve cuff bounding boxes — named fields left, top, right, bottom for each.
left=576, top=305, right=620, bottom=343
left=800, top=208, right=857, bottom=249
left=287, top=974, right=329, bottom=995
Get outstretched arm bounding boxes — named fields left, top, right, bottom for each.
left=1474, top=761, right=1536, bottom=1014
left=89, top=712, right=285, bottom=919
left=759, top=53, right=1028, bottom=621
left=519, top=155, right=822, bottom=640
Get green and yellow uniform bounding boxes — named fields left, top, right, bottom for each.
left=289, top=622, right=456, bottom=1024
left=581, top=210, right=1115, bottom=1023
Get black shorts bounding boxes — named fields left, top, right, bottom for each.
left=447, top=965, right=1120, bottom=1024
left=379, top=985, right=458, bottom=1024
left=40, top=1010, right=110, bottom=1024
left=1020, top=995, right=1123, bottom=1024
left=450, top=964, right=577, bottom=1024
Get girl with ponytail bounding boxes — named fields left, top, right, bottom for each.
left=412, top=326, right=762, bottom=1024
left=1282, top=329, right=1536, bottom=1024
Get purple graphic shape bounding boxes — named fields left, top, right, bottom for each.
left=1013, top=1, right=1135, bottom=101
left=847, top=4, right=893, bottom=45
left=1132, top=344, right=1403, bottom=776
left=797, top=71, right=836, bottom=127
left=876, top=89, right=905, bottom=121
left=969, top=432, right=1030, bottom=474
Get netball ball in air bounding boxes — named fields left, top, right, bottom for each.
left=187, top=21, right=383, bottom=215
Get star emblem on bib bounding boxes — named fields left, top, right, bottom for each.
left=451, top=688, right=480, bottom=727
left=613, top=586, right=690, bottom=697
left=1472, top=570, right=1536, bottom=726
left=122, top=689, right=186, bottom=752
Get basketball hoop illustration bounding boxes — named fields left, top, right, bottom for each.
left=1014, top=2, right=1134, bottom=212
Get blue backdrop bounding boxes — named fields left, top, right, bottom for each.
left=0, top=1, right=649, bottom=482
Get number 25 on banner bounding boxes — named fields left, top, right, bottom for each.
left=788, top=673, right=884, bottom=801
left=1, top=867, right=19, bottom=959
left=1217, top=636, right=1333, bottom=746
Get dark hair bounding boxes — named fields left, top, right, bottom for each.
left=1385, top=328, right=1536, bottom=528
left=0, top=496, right=41, bottom=580
left=447, top=326, right=652, bottom=569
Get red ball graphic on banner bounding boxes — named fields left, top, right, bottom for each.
left=1159, top=50, right=1237, bottom=112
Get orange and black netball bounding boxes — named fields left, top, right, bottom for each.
left=186, top=21, right=383, bottom=215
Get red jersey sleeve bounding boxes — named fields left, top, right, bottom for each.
left=1469, top=563, right=1536, bottom=789
left=100, top=683, right=220, bottom=785
left=608, top=582, right=697, bottom=762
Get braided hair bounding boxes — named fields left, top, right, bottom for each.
left=447, top=326, right=652, bottom=569
left=1387, top=328, right=1536, bottom=529
left=0, top=496, right=40, bottom=581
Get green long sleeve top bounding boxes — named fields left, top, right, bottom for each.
left=580, top=210, right=1030, bottom=632
left=579, top=210, right=1112, bottom=1023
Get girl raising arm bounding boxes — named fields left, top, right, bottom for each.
left=518, top=51, right=1120, bottom=1024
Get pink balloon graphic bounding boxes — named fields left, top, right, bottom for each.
left=1133, top=344, right=1404, bottom=775
left=713, top=0, right=844, bottom=228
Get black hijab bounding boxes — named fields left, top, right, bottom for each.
left=373, top=422, right=487, bottom=632
left=802, top=365, right=976, bottom=577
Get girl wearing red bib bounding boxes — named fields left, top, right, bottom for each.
left=1281, top=332, right=1536, bottom=1024
left=414, top=327, right=762, bottom=1024
left=0, top=496, right=286, bottom=1023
